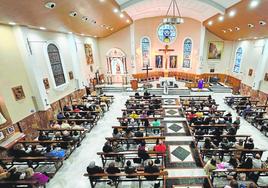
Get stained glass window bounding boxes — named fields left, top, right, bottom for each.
left=233, top=47, right=243, bottom=73
left=182, top=38, right=192, bottom=68
left=47, top=44, right=66, bottom=86
left=141, top=37, right=151, bottom=67
left=157, top=24, right=177, bottom=44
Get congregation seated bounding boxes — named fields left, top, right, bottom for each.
left=106, top=162, right=121, bottom=186
left=86, top=161, right=104, bottom=180
left=144, top=159, right=160, bottom=181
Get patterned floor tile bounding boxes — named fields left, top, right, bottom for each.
left=169, top=145, right=194, bottom=162
left=165, top=109, right=179, bottom=116
left=167, top=122, right=185, bottom=133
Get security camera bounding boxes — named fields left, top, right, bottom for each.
left=69, top=11, right=78, bottom=17
left=45, top=2, right=56, bottom=9
left=259, top=20, right=266, bottom=26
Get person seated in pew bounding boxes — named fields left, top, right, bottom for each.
left=227, top=127, right=237, bottom=142
left=129, top=111, right=139, bottom=119
left=134, top=92, right=141, bottom=99
left=139, top=111, right=148, bottom=119
left=124, top=160, right=136, bottom=178
left=244, top=138, right=254, bottom=149
left=233, top=116, right=241, bottom=130
left=241, top=104, right=252, bottom=117
left=50, top=120, right=61, bottom=129
left=106, top=162, right=121, bottom=186
left=95, top=105, right=103, bottom=114
left=0, top=166, right=9, bottom=180
left=112, top=128, right=122, bottom=139
left=138, top=141, right=150, bottom=162
left=203, top=138, right=217, bottom=150
left=70, top=121, right=83, bottom=130
left=73, top=106, right=81, bottom=113
left=128, top=118, right=138, bottom=128
left=57, top=112, right=65, bottom=120
left=224, top=179, right=239, bottom=188
left=134, top=128, right=144, bottom=138
left=144, top=160, right=160, bottom=181
left=120, top=118, right=128, bottom=127
left=240, top=157, right=253, bottom=169
left=100, top=101, right=108, bottom=112
left=28, top=145, right=44, bottom=157
left=144, top=90, right=151, bottom=98
left=153, top=139, right=166, bottom=153
left=63, top=105, right=72, bottom=112
left=102, top=141, right=113, bottom=153
left=195, top=111, right=203, bottom=119
left=151, top=119, right=161, bottom=135
left=74, top=113, right=82, bottom=119
left=10, top=143, right=30, bottom=158
left=124, top=128, right=134, bottom=149
left=86, top=161, right=104, bottom=180
left=234, top=139, right=244, bottom=161
left=61, top=120, right=71, bottom=129
left=204, top=158, right=217, bottom=176
left=38, top=131, right=51, bottom=141
left=224, top=111, right=233, bottom=123
left=262, top=156, right=268, bottom=169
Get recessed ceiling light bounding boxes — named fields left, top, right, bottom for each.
left=106, top=26, right=110, bottom=29
left=120, top=13, right=124, bottom=18
left=208, top=21, right=213, bottom=26
left=81, top=33, right=84, bottom=36
left=110, top=28, right=114, bottom=31
left=218, top=15, right=224, bottom=22
left=228, top=10, right=236, bottom=17
left=68, top=31, right=72, bottom=34
left=39, top=27, right=46, bottom=30
left=254, top=37, right=258, bottom=40
left=259, top=20, right=266, bottom=26
left=99, top=0, right=105, bottom=2
left=222, top=30, right=226, bottom=33
left=45, top=2, right=56, bottom=9
left=8, top=22, right=16, bottom=25
left=126, top=19, right=130, bottom=23
left=235, top=27, right=240, bottom=31
left=250, top=0, right=260, bottom=8
left=100, top=24, right=105, bottom=28
left=113, top=8, right=119, bottom=13
left=94, top=35, right=97, bottom=38
left=228, top=28, right=233, bottom=32
left=82, top=16, right=89, bottom=21
left=69, top=11, right=78, bottom=17
left=248, top=23, right=254, bottom=28
left=238, top=38, right=242, bottom=41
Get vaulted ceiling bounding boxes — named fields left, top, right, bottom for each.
left=116, top=0, right=241, bottom=22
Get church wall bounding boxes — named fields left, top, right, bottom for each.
left=134, top=17, right=201, bottom=73
left=201, top=30, right=234, bottom=75
left=0, top=25, right=36, bottom=124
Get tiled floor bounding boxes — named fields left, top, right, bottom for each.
left=46, top=92, right=268, bottom=188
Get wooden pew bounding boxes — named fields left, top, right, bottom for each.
left=200, top=148, right=265, bottom=160
left=117, top=117, right=164, bottom=121
left=57, top=118, right=97, bottom=127
left=84, top=171, right=168, bottom=188
left=105, top=136, right=165, bottom=145
left=184, top=110, right=225, bottom=113
left=0, top=179, right=42, bottom=188
left=194, top=134, right=251, bottom=144
left=111, top=125, right=165, bottom=136
left=97, top=150, right=165, bottom=167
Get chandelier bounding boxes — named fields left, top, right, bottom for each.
left=163, top=0, right=184, bottom=24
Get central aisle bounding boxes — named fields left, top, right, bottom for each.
left=47, top=93, right=129, bottom=188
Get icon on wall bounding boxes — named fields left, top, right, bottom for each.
left=12, top=86, right=25, bottom=101
left=7, top=126, right=15, bottom=135
left=264, top=73, right=268, bottom=81
left=43, top=78, right=50, bottom=90
left=248, top=69, right=253, bottom=76
left=155, top=55, right=163, bottom=68
left=84, top=44, right=94, bottom=65
left=69, top=71, right=74, bottom=80
left=169, top=55, right=177, bottom=68
left=208, top=41, right=224, bottom=60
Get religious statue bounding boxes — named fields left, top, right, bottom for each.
left=169, top=56, right=177, bottom=68
left=155, top=55, right=163, bottom=68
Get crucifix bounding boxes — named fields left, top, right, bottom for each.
left=159, top=45, right=175, bottom=69
left=142, top=64, right=153, bottom=83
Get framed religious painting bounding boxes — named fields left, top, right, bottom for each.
left=169, top=56, right=177, bottom=68
left=43, top=78, right=50, bottom=90
left=264, top=73, right=268, bottom=81
left=155, top=55, right=163, bottom=68
left=7, top=126, right=15, bottom=135
left=0, top=131, right=4, bottom=141
left=12, top=86, right=25, bottom=101
left=68, top=71, right=74, bottom=80
left=84, top=44, right=94, bottom=65
left=248, top=69, right=253, bottom=76
left=208, top=41, right=224, bottom=60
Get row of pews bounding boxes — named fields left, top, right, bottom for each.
left=181, top=95, right=268, bottom=187
left=84, top=94, right=168, bottom=187
left=0, top=94, right=114, bottom=188
left=224, top=96, right=268, bottom=137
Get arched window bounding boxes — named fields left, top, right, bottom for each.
left=47, top=44, right=66, bottom=86
left=182, top=38, right=192, bottom=68
left=233, top=47, right=243, bottom=73
left=141, top=37, right=151, bottom=67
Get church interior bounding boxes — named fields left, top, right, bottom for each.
left=1, top=0, right=268, bottom=187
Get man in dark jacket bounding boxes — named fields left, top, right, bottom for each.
left=106, top=162, right=120, bottom=186
left=86, top=161, right=104, bottom=180
left=144, top=160, right=160, bottom=180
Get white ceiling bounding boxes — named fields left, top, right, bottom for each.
left=115, top=0, right=241, bottom=22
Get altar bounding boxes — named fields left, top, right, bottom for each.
left=159, top=77, right=176, bottom=87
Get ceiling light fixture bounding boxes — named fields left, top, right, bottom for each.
left=126, top=19, right=130, bottom=23
left=228, top=28, right=233, bottom=32
left=69, top=11, right=78, bottom=17
left=254, top=37, right=258, bottom=40
left=222, top=30, right=226, bottom=33
left=45, top=2, right=56, bottom=9
left=218, top=15, right=224, bottom=22
left=259, top=20, right=266, bottom=26
left=81, top=33, right=85, bottom=36
left=113, top=8, right=119, bottom=13
left=250, top=0, right=260, bottom=9
left=228, top=10, right=236, bottom=17
left=120, top=13, right=124, bottom=18
left=238, top=38, right=242, bottom=41
left=68, top=31, right=72, bottom=34
left=82, top=16, right=89, bottom=21
left=163, top=0, right=184, bottom=24
left=208, top=21, right=213, bottom=26
left=248, top=23, right=254, bottom=28
left=110, top=28, right=114, bottom=31
left=39, top=27, right=46, bottom=30
left=8, top=22, right=16, bottom=25
left=235, top=27, right=240, bottom=31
